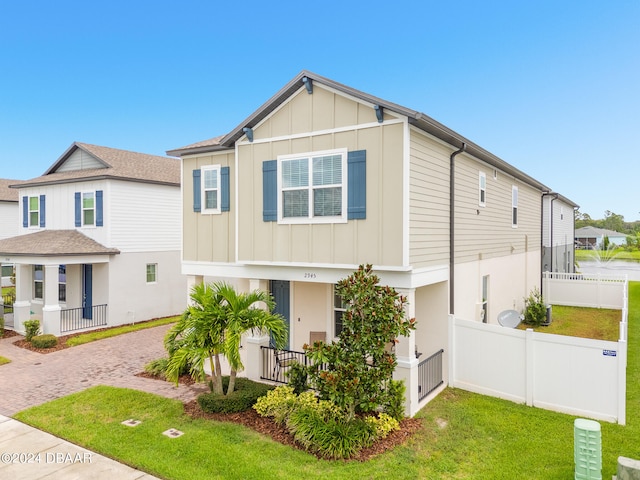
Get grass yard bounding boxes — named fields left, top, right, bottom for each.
left=575, top=249, right=640, bottom=262
left=0, top=355, right=10, bottom=365
left=517, top=304, right=621, bottom=341
left=13, top=282, right=640, bottom=479
left=65, top=315, right=179, bottom=347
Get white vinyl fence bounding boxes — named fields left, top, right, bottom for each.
left=449, top=271, right=629, bottom=424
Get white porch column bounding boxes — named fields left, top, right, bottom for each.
left=245, top=278, right=271, bottom=382
left=42, top=264, right=61, bottom=336
left=13, top=263, right=31, bottom=335
left=395, top=288, right=419, bottom=417
left=186, top=275, right=203, bottom=305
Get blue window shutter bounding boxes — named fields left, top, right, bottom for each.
left=347, top=150, right=366, bottom=219
left=74, top=192, right=81, bottom=227
left=221, top=166, right=230, bottom=212
left=262, top=160, right=277, bottom=221
left=96, top=190, right=104, bottom=226
left=39, top=195, right=46, bottom=227
left=193, top=169, right=201, bottom=212
left=22, top=196, right=28, bottom=227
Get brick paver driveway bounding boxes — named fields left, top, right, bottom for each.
left=0, top=325, right=207, bottom=416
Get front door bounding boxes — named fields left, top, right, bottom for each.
left=270, top=280, right=290, bottom=349
left=82, top=264, right=93, bottom=320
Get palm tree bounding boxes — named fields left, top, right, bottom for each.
left=165, top=282, right=287, bottom=396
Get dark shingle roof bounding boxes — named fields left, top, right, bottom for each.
left=0, top=179, right=21, bottom=202
left=16, top=143, right=180, bottom=188
left=165, top=70, right=551, bottom=193
left=0, top=230, right=120, bottom=256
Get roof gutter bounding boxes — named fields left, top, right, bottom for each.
left=449, top=142, right=466, bottom=315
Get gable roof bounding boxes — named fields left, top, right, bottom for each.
left=167, top=70, right=550, bottom=192
left=15, top=142, right=180, bottom=188
left=575, top=226, right=627, bottom=238
left=0, top=230, right=120, bottom=256
left=0, top=179, right=21, bottom=202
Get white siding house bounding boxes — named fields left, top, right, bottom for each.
left=0, top=179, right=20, bottom=288
left=542, top=194, right=579, bottom=273
left=0, top=143, right=186, bottom=335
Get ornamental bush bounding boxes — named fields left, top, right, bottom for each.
left=365, top=412, right=400, bottom=439
left=523, top=287, right=547, bottom=327
left=31, top=334, right=57, bottom=349
left=23, top=319, right=41, bottom=342
left=198, top=377, right=274, bottom=413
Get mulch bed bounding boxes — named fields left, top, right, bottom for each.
left=183, top=399, right=423, bottom=461
left=1, top=330, right=19, bottom=339
left=135, top=371, right=202, bottom=386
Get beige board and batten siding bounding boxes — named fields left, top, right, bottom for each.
left=182, top=151, right=236, bottom=263
left=237, top=85, right=405, bottom=267
left=408, top=129, right=452, bottom=269
left=453, top=153, right=541, bottom=264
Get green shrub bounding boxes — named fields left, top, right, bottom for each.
left=286, top=407, right=376, bottom=459
left=382, top=379, right=406, bottom=421
left=23, top=319, right=41, bottom=342
left=144, top=358, right=169, bottom=378
left=365, top=412, right=400, bottom=439
left=523, top=287, right=547, bottom=327
left=198, top=377, right=275, bottom=413
left=31, top=334, right=57, bottom=349
left=286, top=361, right=308, bottom=394
left=254, top=386, right=343, bottom=425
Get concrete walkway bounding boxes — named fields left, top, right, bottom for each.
left=0, top=324, right=209, bottom=479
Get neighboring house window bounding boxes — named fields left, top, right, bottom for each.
left=481, top=275, right=489, bottom=323
left=22, top=195, right=46, bottom=228
left=479, top=172, right=486, bottom=207
left=202, top=165, right=221, bottom=214
left=75, top=191, right=103, bottom=227
left=59, top=265, right=66, bottom=302
left=82, top=192, right=95, bottom=226
left=34, top=265, right=43, bottom=300
left=334, top=286, right=347, bottom=337
left=512, top=186, right=518, bottom=227
left=278, top=149, right=347, bottom=223
left=146, top=263, right=157, bottom=283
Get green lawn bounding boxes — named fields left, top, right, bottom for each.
left=0, top=355, right=10, bottom=365
left=14, top=282, right=640, bottom=479
left=65, top=315, right=179, bottom=347
left=518, top=304, right=621, bottom=341
left=575, top=249, right=640, bottom=262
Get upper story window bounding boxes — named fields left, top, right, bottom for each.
left=277, top=149, right=347, bottom=224
left=512, top=186, right=518, bottom=227
left=479, top=172, right=486, bottom=207
left=82, top=192, right=95, bottom=226
left=202, top=165, right=221, bottom=214
left=23, top=195, right=45, bottom=228
left=75, top=190, right=103, bottom=227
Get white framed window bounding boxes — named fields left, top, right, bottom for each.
left=146, top=263, right=157, bottom=283
left=512, top=186, right=518, bottom=227
left=479, top=172, right=486, bottom=207
left=59, top=265, right=66, bottom=302
left=277, top=149, right=348, bottom=224
left=201, top=165, right=221, bottom=214
left=34, top=265, right=43, bottom=299
left=82, top=192, right=95, bottom=226
left=334, top=285, right=347, bottom=337
left=28, top=196, right=40, bottom=227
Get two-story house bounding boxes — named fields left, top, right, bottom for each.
left=542, top=193, right=578, bottom=274
left=0, top=179, right=20, bottom=288
left=0, top=142, right=186, bottom=336
left=168, top=71, right=574, bottom=414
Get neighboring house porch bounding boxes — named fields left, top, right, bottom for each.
left=0, top=230, right=119, bottom=335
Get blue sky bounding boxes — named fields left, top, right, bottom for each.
left=1, top=1, right=638, bottom=220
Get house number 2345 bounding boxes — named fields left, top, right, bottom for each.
left=304, top=273, right=317, bottom=279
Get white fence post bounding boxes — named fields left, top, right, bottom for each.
left=525, top=328, right=534, bottom=407
left=618, top=339, right=627, bottom=425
